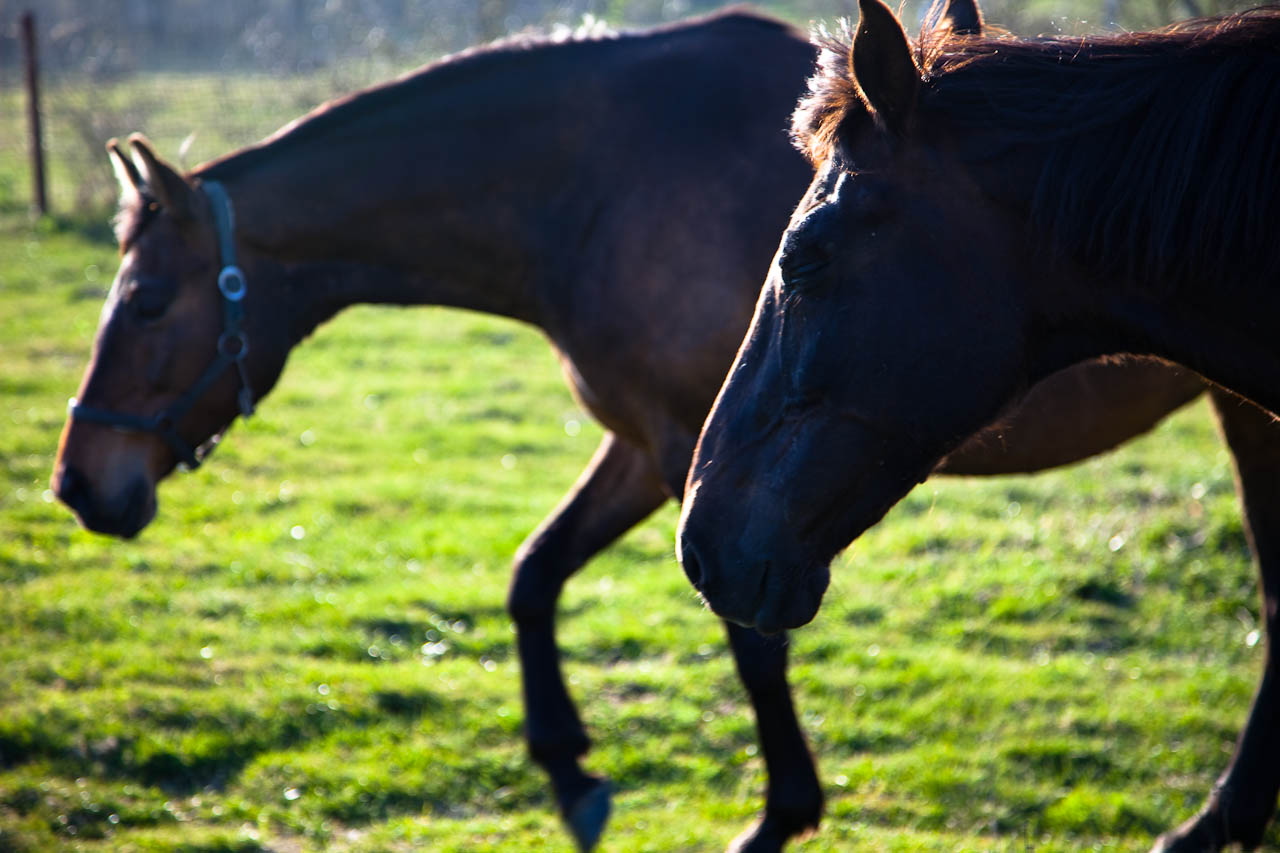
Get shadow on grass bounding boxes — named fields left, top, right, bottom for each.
left=0, top=686, right=450, bottom=796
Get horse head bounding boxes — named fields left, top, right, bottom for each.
left=52, top=136, right=291, bottom=537
left=678, top=0, right=1032, bottom=631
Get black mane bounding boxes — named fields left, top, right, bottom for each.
left=800, top=7, right=1280, bottom=292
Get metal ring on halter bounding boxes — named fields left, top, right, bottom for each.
left=217, top=331, right=248, bottom=359
left=218, top=265, right=247, bottom=301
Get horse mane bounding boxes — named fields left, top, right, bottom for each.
left=195, top=6, right=798, bottom=182
left=797, top=7, right=1280, bottom=292
left=111, top=8, right=796, bottom=251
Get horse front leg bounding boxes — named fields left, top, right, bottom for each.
left=506, top=432, right=668, bottom=852
left=1154, top=391, right=1280, bottom=853
left=722, top=623, right=823, bottom=853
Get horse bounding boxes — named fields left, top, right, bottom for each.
left=51, top=6, right=1274, bottom=852
left=677, top=2, right=1280, bottom=850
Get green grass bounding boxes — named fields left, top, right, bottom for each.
left=0, top=222, right=1274, bottom=851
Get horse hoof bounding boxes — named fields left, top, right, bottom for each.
left=726, top=817, right=784, bottom=853
left=566, top=779, right=612, bottom=852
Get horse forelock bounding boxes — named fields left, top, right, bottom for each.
left=790, top=25, right=862, bottom=164
left=791, top=9, right=982, bottom=165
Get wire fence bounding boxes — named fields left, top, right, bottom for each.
left=0, top=0, right=1248, bottom=222
left=0, top=1, right=647, bottom=217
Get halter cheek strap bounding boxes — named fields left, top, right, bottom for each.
left=205, top=179, right=256, bottom=420
left=67, top=179, right=255, bottom=470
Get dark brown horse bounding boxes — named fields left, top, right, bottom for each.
left=679, top=3, right=1280, bottom=850
left=51, top=7, right=1273, bottom=852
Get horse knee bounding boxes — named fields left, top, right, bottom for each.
left=505, top=553, right=561, bottom=626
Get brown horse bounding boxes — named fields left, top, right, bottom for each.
left=51, top=7, right=1272, bottom=852
left=679, top=3, right=1280, bottom=850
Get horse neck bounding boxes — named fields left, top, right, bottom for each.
left=1029, top=265, right=1280, bottom=418
left=1115, top=287, right=1280, bottom=418
left=948, top=39, right=1280, bottom=416
left=199, top=95, right=580, bottom=335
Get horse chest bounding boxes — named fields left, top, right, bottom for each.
left=555, top=352, right=656, bottom=449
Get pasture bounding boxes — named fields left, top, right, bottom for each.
left=0, top=223, right=1273, bottom=853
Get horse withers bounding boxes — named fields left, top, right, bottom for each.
left=679, top=3, right=1280, bottom=851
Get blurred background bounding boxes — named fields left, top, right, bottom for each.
left=0, top=0, right=1251, bottom=222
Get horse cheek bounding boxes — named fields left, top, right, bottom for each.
left=142, top=324, right=180, bottom=388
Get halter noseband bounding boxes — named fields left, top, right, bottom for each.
left=67, top=180, right=255, bottom=470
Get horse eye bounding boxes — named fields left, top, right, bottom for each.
left=780, top=231, right=836, bottom=290
left=779, top=196, right=849, bottom=291
left=128, top=276, right=176, bottom=322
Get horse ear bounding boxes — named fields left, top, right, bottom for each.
left=128, top=133, right=196, bottom=221
left=106, top=138, right=143, bottom=202
left=940, top=0, right=983, bottom=35
left=851, top=0, right=921, bottom=137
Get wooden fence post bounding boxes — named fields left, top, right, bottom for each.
left=21, top=10, right=48, bottom=217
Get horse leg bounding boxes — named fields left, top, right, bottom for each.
left=649, top=429, right=822, bottom=853
left=507, top=431, right=669, bottom=852
left=511, top=428, right=821, bottom=851
left=722, top=623, right=823, bottom=853
left=1153, top=390, right=1280, bottom=853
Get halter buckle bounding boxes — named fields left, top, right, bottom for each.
left=218, top=265, right=247, bottom=301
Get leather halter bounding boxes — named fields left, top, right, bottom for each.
left=67, top=180, right=255, bottom=470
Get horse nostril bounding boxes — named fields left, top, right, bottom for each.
left=54, top=465, right=88, bottom=510
left=681, top=545, right=705, bottom=591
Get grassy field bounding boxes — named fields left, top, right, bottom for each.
left=0, top=220, right=1274, bottom=853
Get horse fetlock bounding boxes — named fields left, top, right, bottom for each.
left=538, top=758, right=610, bottom=851
left=564, top=778, right=612, bottom=852
left=763, top=778, right=824, bottom=837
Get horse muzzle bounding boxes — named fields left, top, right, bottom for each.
left=53, top=462, right=157, bottom=539
left=677, top=501, right=829, bottom=633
